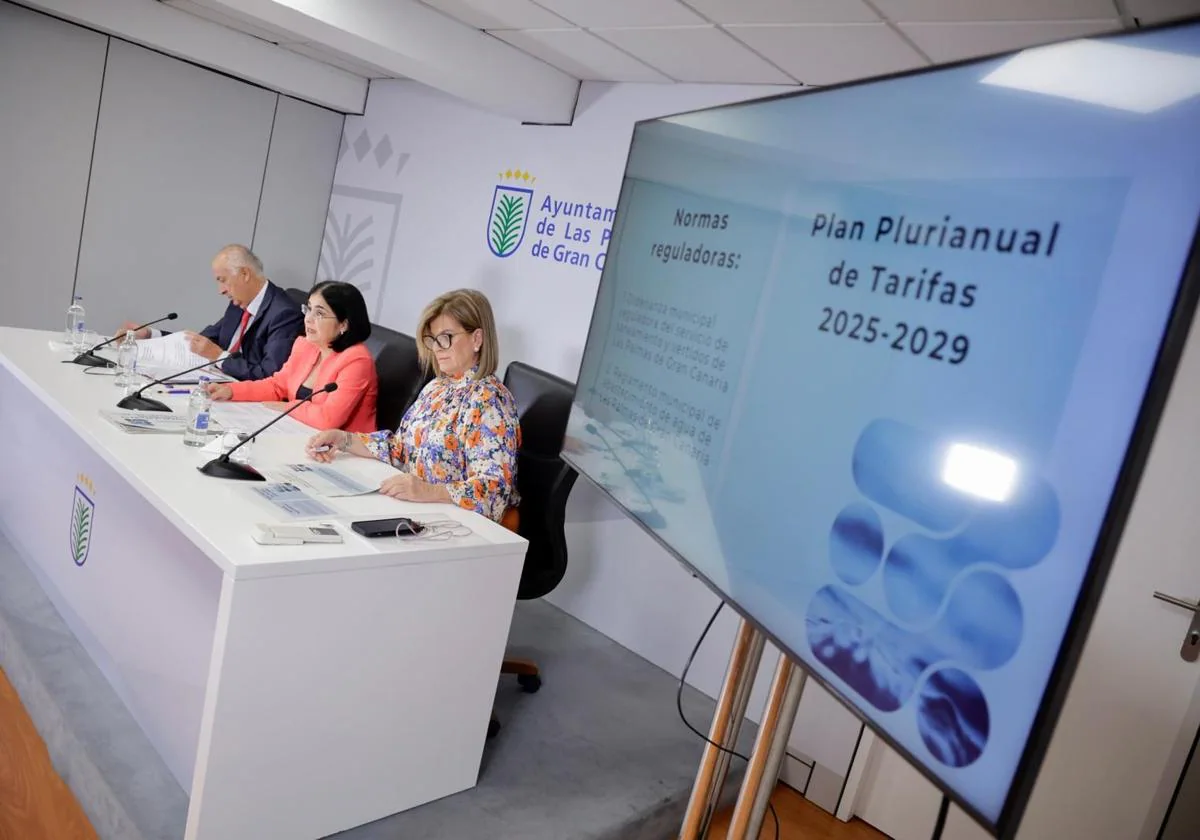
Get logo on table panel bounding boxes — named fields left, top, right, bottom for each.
left=487, top=169, right=536, bottom=258
left=70, top=473, right=96, bottom=568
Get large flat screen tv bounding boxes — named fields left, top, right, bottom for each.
left=562, top=18, right=1200, bottom=838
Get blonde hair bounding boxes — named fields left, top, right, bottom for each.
left=416, top=288, right=500, bottom=377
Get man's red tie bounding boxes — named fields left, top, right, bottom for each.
left=229, top=309, right=251, bottom=354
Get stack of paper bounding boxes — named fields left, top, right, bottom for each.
left=136, top=333, right=208, bottom=369
left=249, top=482, right=339, bottom=520
left=99, top=409, right=219, bottom=434
left=209, top=403, right=310, bottom=437
left=134, top=334, right=230, bottom=381
left=266, top=459, right=397, bottom=497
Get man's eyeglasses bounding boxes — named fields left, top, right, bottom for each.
left=301, top=304, right=336, bottom=320
left=422, top=331, right=465, bottom=351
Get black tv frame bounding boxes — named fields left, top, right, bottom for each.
left=560, top=14, right=1200, bottom=838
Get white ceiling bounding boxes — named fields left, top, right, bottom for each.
left=66, top=0, right=1200, bottom=117
left=164, top=0, right=400, bottom=78
left=443, top=0, right=1200, bottom=85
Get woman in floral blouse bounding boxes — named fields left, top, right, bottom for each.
left=306, top=289, right=521, bottom=522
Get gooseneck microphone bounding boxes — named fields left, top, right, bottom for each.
left=115, top=352, right=238, bottom=413
left=71, top=313, right=178, bottom=368
left=198, top=382, right=338, bottom=481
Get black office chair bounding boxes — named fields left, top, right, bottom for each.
left=363, top=325, right=432, bottom=431
left=489, top=361, right=578, bottom=737
left=284, top=287, right=308, bottom=307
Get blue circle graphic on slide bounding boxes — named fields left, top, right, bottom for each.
left=829, top=502, right=885, bottom=585
left=917, top=667, right=990, bottom=768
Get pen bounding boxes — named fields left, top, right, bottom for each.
left=164, top=388, right=191, bottom=395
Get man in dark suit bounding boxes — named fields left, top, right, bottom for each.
left=118, top=245, right=303, bottom=380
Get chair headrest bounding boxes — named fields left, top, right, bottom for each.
left=365, top=324, right=414, bottom=356
left=365, top=326, right=430, bottom=431
left=503, top=361, right=576, bottom=458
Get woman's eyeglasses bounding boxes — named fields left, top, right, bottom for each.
left=301, top=304, right=336, bottom=320
left=422, top=331, right=465, bottom=351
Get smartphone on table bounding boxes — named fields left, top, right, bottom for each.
left=350, top=517, right=425, bottom=538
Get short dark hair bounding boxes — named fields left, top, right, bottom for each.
left=310, top=281, right=372, bottom=352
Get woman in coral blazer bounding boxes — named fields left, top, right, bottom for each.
left=206, top=281, right=378, bottom=433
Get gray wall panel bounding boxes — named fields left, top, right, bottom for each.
left=0, top=2, right=107, bottom=330
left=252, top=96, right=344, bottom=295
left=74, top=39, right=276, bottom=335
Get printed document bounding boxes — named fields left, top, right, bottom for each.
left=135, top=334, right=230, bottom=380
left=249, top=482, right=338, bottom=520
left=136, top=333, right=208, bottom=369
left=209, top=403, right=309, bottom=436
left=267, top=458, right=398, bottom=497
left=99, top=409, right=209, bottom=434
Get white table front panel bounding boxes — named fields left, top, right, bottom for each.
left=0, top=364, right=221, bottom=790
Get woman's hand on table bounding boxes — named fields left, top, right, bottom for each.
left=205, top=383, right=233, bottom=401
left=379, top=473, right=422, bottom=500
left=306, top=430, right=349, bottom=463
left=379, top=473, right=452, bottom=504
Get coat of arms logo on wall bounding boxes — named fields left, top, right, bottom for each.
left=487, top=169, right=536, bottom=258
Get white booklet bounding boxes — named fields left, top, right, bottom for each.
left=209, top=403, right=310, bottom=437
left=248, top=482, right=339, bottom=520
left=99, top=409, right=220, bottom=434
left=265, top=458, right=399, bottom=497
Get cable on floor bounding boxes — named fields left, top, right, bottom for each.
left=676, top=601, right=781, bottom=840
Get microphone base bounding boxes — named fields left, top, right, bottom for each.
left=116, top=394, right=172, bottom=412
left=198, top=457, right=264, bottom=481
left=71, top=352, right=116, bottom=369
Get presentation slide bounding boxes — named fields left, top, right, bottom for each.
left=565, top=23, right=1200, bottom=831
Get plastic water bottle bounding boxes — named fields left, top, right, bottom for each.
left=115, top=330, right=138, bottom=389
left=184, top=376, right=213, bottom=447
left=65, top=296, right=85, bottom=349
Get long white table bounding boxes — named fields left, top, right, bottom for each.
left=0, top=327, right=528, bottom=839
